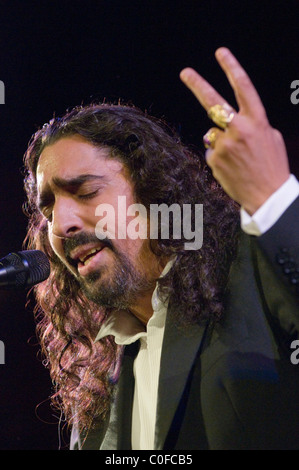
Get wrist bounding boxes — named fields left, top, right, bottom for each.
left=241, top=175, right=291, bottom=216
left=241, top=175, right=299, bottom=236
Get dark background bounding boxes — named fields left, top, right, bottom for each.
left=0, top=0, right=298, bottom=450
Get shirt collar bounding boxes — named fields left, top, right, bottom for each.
left=94, top=259, right=174, bottom=346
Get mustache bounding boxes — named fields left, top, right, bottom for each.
left=63, top=232, right=115, bottom=265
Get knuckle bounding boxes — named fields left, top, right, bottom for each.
left=255, top=111, right=268, bottom=128
left=231, top=114, right=267, bottom=140
left=272, top=128, right=283, bottom=141
left=219, top=137, right=235, bottom=153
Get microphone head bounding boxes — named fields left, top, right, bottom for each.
left=3, top=250, right=50, bottom=289
left=18, top=250, right=51, bottom=288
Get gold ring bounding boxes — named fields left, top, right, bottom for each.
left=203, top=128, right=219, bottom=149
left=207, top=103, right=235, bottom=129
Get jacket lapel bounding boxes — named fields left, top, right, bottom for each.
left=97, top=311, right=209, bottom=450
left=154, top=305, right=209, bottom=449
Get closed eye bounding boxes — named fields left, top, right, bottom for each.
left=39, top=190, right=100, bottom=221
left=77, top=189, right=100, bottom=200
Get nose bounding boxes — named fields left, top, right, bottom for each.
left=51, top=197, right=84, bottom=239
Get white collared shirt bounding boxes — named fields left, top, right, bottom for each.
left=94, top=261, right=172, bottom=450
left=131, top=283, right=168, bottom=449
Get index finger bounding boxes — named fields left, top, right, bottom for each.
left=215, top=48, right=267, bottom=119
left=180, top=48, right=268, bottom=122
left=179, top=67, right=230, bottom=111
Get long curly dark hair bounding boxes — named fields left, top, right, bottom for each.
left=23, top=102, right=240, bottom=434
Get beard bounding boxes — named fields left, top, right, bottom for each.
left=63, top=232, right=155, bottom=310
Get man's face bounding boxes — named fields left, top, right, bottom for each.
left=36, top=135, right=161, bottom=312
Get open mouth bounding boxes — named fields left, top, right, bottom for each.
left=77, top=247, right=104, bottom=267
left=68, top=242, right=107, bottom=271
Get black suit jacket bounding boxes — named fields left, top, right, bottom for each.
left=71, top=197, right=299, bottom=450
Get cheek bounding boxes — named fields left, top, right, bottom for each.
left=118, top=237, right=148, bottom=266
left=48, top=229, right=78, bottom=276
left=48, top=225, right=63, bottom=258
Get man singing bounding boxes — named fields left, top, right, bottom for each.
left=23, top=48, right=299, bottom=449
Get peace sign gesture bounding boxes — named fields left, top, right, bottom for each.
left=180, top=48, right=290, bottom=215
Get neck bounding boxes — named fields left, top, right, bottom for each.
left=129, top=289, right=156, bottom=325
left=129, top=255, right=170, bottom=325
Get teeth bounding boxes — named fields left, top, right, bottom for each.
left=83, top=256, right=95, bottom=267
left=79, top=248, right=100, bottom=264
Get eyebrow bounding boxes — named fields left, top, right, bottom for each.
left=37, top=174, right=106, bottom=211
left=52, top=174, right=106, bottom=189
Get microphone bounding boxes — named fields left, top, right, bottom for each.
left=0, top=250, right=50, bottom=289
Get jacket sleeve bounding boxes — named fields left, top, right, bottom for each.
left=250, top=196, right=299, bottom=351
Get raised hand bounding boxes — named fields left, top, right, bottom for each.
left=180, top=47, right=290, bottom=215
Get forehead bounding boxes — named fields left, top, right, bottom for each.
left=36, top=135, right=124, bottom=187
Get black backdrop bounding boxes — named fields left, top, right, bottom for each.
left=0, top=0, right=298, bottom=450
